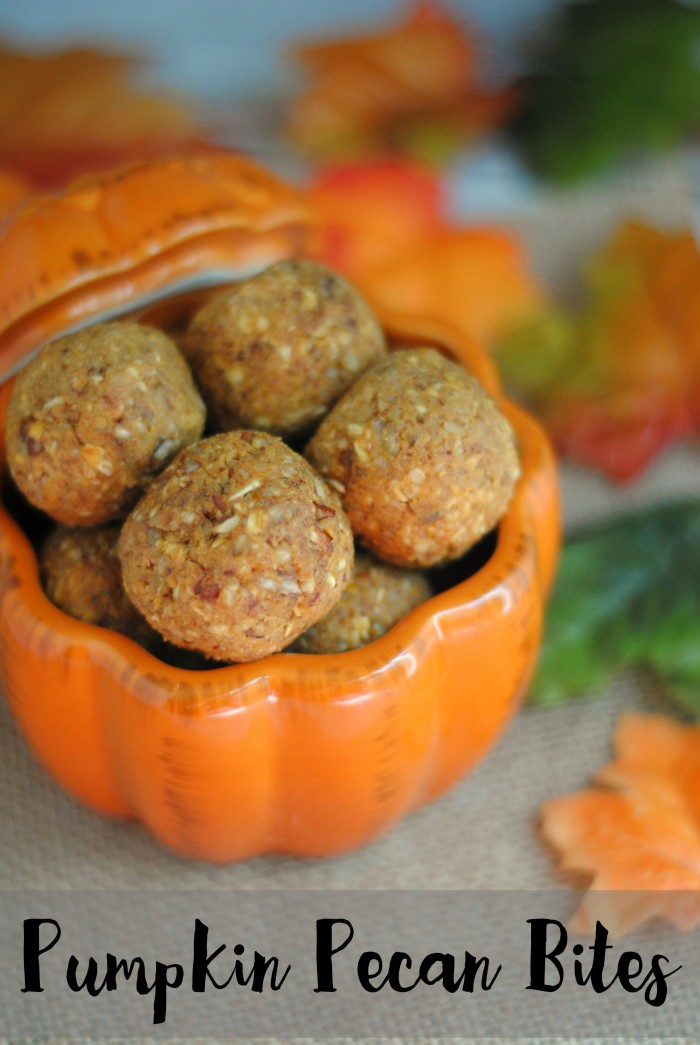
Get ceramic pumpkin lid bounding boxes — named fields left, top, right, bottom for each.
left=0, top=151, right=312, bottom=382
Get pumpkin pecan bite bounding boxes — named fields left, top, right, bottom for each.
left=293, top=551, right=431, bottom=654
left=41, top=523, right=158, bottom=646
left=184, top=259, right=386, bottom=438
left=118, top=431, right=354, bottom=662
left=6, top=321, right=206, bottom=525
left=306, top=348, right=520, bottom=568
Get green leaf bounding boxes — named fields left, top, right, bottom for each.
left=510, top=0, right=700, bottom=185
left=529, top=501, right=700, bottom=714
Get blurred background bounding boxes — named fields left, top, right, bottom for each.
left=0, top=0, right=560, bottom=101
left=1, top=0, right=698, bottom=215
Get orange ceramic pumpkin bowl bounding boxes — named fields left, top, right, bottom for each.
left=0, top=153, right=559, bottom=862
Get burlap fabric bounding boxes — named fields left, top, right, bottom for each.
left=1, top=156, right=698, bottom=1041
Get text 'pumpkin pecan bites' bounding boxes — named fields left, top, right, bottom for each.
left=306, top=348, right=520, bottom=568
left=6, top=321, right=206, bottom=525
left=184, top=258, right=387, bottom=438
left=118, top=430, right=354, bottom=662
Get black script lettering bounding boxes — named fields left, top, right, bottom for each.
left=65, top=953, right=151, bottom=995
left=315, top=918, right=354, bottom=993
left=576, top=933, right=681, bottom=1007
left=66, top=953, right=183, bottom=1025
left=646, top=954, right=683, bottom=1008
left=434, top=952, right=502, bottom=993
left=616, top=950, right=645, bottom=991
left=22, top=919, right=61, bottom=993
left=573, top=922, right=681, bottom=1005
left=527, top=918, right=567, bottom=992
left=150, top=961, right=184, bottom=1025
left=192, top=920, right=290, bottom=995
left=358, top=949, right=502, bottom=993
left=67, top=955, right=107, bottom=995
left=573, top=922, right=615, bottom=990
left=245, top=950, right=291, bottom=993
left=357, top=950, right=389, bottom=992
left=530, top=918, right=681, bottom=1007
left=105, top=954, right=151, bottom=992
left=192, top=919, right=235, bottom=991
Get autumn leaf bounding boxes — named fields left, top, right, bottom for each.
left=286, top=1, right=514, bottom=164
left=0, top=43, right=209, bottom=188
left=530, top=501, right=700, bottom=718
left=540, top=713, right=700, bottom=935
left=309, top=158, right=446, bottom=277
left=497, top=222, right=700, bottom=481
left=366, top=227, right=544, bottom=347
left=309, top=158, right=544, bottom=346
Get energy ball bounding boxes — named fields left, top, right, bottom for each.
left=293, top=552, right=431, bottom=654
left=118, top=431, right=354, bottom=662
left=184, top=259, right=386, bottom=437
left=306, top=348, right=520, bottom=568
left=40, top=525, right=157, bottom=646
left=6, top=322, right=206, bottom=526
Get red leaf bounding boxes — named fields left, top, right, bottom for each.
left=500, top=222, right=700, bottom=481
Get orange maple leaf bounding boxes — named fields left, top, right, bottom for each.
left=0, top=43, right=209, bottom=188
left=309, top=158, right=543, bottom=347
left=540, top=713, right=700, bottom=936
left=366, top=227, right=544, bottom=347
left=287, top=1, right=514, bottom=162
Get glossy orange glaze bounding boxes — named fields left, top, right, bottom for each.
left=0, top=153, right=310, bottom=381
left=0, top=169, right=30, bottom=219
left=0, top=153, right=560, bottom=861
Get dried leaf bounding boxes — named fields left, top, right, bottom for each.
left=540, top=713, right=700, bottom=935
left=0, top=43, right=207, bottom=187
left=498, top=222, right=700, bottom=481
left=366, top=227, right=544, bottom=346
left=310, top=158, right=543, bottom=346
left=287, top=1, right=514, bottom=163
